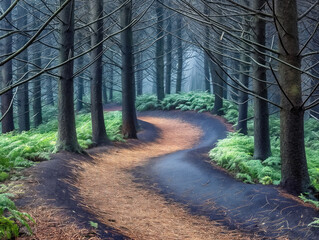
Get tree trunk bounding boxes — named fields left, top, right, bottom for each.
left=310, top=55, right=319, bottom=118
left=46, top=77, right=54, bottom=106
left=252, top=0, right=271, bottom=160
left=56, top=0, right=81, bottom=152
left=76, top=52, right=84, bottom=112
left=136, top=51, right=143, bottom=96
left=32, top=7, right=42, bottom=128
left=156, top=1, right=165, bottom=101
left=109, top=50, right=114, bottom=101
left=17, top=3, right=30, bottom=132
left=32, top=43, right=42, bottom=128
left=211, top=61, right=224, bottom=115
left=276, top=0, right=310, bottom=194
left=165, top=9, right=172, bottom=95
left=0, top=0, right=14, bottom=133
left=120, top=0, right=137, bottom=138
left=212, top=13, right=225, bottom=115
left=41, top=40, right=54, bottom=106
left=204, top=3, right=211, bottom=93
left=102, top=80, right=108, bottom=104
left=237, top=55, right=249, bottom=134
left=231, top=54, right=239, bottom=102
left=176, top=16, right=183, bottom=93
left=90, top=0, right=109, bottom=145
left=204, top=55, right=211, bottom=93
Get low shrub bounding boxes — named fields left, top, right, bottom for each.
left=0, top=111, right=123, bottom=174
left=209, top=132, right=281, bottom=185
left=0, top=193, right=34, bottom=239
left=136, top=95, right=159, bottom=111
left=0, top=111, right=122, bottom=238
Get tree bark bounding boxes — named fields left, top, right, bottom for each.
left=56, top=0, right=81, bottom=152
left=203, top=3, right=211, bottom=93
left=32, top=43, right=42, bottom=128
left=90, top=0, right=109, bottom=145
left=211, top=61, right=224, bottom=115
left=46, top=77, right=54, bottom=106
left=165, top=9, right=172, bottom=95
left=120, top=0, right=137, bottom=138
left=276, top=0, right=310, bottom=194
left=156, top=1, right=165, bottom=101
left=237, top=55, right=249, bottom=134
left=76, top=54, right=84, bottom=112
left=0, top=0, right=14, bottom=133
left=109, top=50, right=114, bottom=101
left=136, top=51, right=143, bottom=96
left=211, top=13, right=224, bottom=116
left=32, top=7, right=42, bottom=128
left=17, top=3, right=30, bottom=132
left=45, top=40, right=54, bottom=106
left=102, top=80, right=108, bottom=104
left=176, top=16, right=183, bottom=93
left=252, top=0, right=271, bottom=160
left=204, top=54, right=211, bottom=93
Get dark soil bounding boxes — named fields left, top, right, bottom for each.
left=14, top=109, right=319, bottom=239
left=16, top=151, right=128, bottom=239
left=133, top=110, right=319, bottom=240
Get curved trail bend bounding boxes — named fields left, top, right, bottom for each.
left=135, top=111, right=319, bottom=240
left=21, top=110, right=319, bottom=239
left=76, top=114, right=249, bottom=240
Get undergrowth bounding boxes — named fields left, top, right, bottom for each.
left=209, top=132, right=281, bottom=185
left=136, top=92, right=239, bottom=123
left=0, top=111, right=122, bottom=238
left=137, top=93, right=319, bottom=191
left=0, top=111, right=122, bottom=177
left=210, top=116, right=319, bottom=189
left=0, top=193, right=34, bottom=239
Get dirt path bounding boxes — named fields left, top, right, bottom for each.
left=135, top=111, right=319, bottom=240
left=15, top=110, right=319, bottom=239
left=74, top=116, right=252, bottom=240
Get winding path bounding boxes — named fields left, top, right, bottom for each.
left=19, top=110, right=319, bottom=239
left=76, top=113, right=248, bottom=239
left=135, top=111, right=319, bottom=239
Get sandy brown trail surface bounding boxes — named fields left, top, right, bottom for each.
left=75, top=116, right=253, bottom=240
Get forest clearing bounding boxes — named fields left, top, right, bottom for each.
left=0, top=0, right=319, bottom=239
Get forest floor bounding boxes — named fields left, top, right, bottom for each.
left=12, top=109, right=319, bottom=239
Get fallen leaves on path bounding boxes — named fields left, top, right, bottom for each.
left=76, top=117, right=253, bottom=240
left=18, top=205, right=100, bottom=240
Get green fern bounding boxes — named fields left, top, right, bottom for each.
left=308, top=218, right=319, bottom=228
left=135, top=92, right=319, bottom=190
left=299, top=194, right=319, bottom=208
left=0, top=193, right=34, bottom=239
left=209, top=132, right=280, bottom=185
